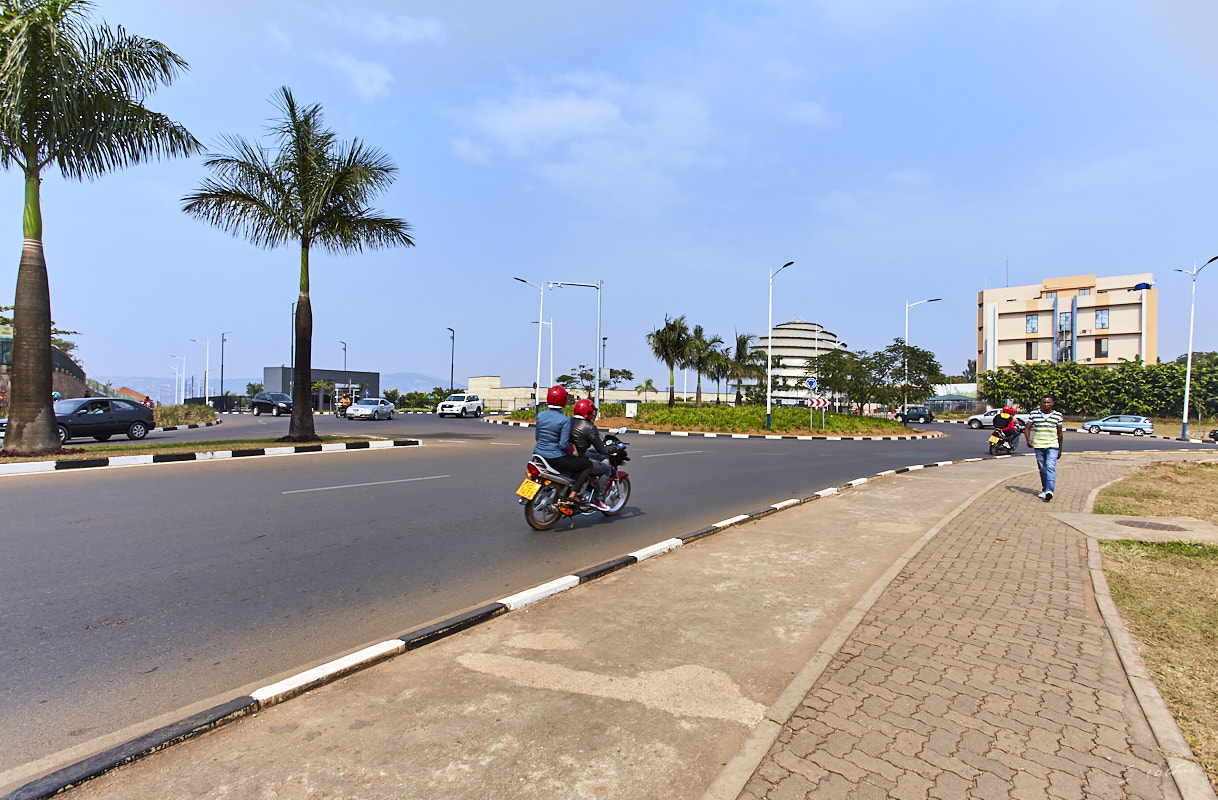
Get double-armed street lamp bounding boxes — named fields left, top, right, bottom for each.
left=514, top=277, right=546, bottom=402
left=532, top=319, right=554, bottom=390
left=903, top=297, right=941, bottom=413
left=169, top=353, right=186, bottom=404
left=548, top=280, right=603, bottom=407
left=766, top=261, right=795, bottom=431
left=446, top=328, right=455, bottom=393
left=1176, top=256, right=1216, bottom=440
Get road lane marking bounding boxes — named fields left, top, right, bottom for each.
left=490, top=442, right=522, bottom=446
left=640, top=450, right=705, bottom=458
left=282, top=474, right=448, bottom=494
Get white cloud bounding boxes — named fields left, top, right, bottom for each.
left=321, top=6, right=447, bottom=46
left=786, top=99, right=836, bottom=128
left=319, top=52, right=394, bottom=101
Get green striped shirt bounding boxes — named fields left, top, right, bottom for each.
left=1028, top=409, right=1063, bottom=448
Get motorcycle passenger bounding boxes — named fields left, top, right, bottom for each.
left=993, top=405, right=1024, bottom=449
left=571, top=398, right=613, bottom=512
left=533, top=385, right=592, bottom=505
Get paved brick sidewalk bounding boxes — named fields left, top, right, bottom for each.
left=738, top=459, right=1183, bottom=800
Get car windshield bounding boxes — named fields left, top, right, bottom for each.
left=445, top=395, right=467, bottom=402
left=356, top=399, right=378, bottom=406
left=268, top=393, right=291, bottom=402
left=53, top=398, right=88, bottom=413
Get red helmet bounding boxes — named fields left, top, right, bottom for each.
left=1002, top=405, right=1015, bottom=414
left=573, top=398, right=596, bottom=420
left=546, top=385, right=568, bottom=407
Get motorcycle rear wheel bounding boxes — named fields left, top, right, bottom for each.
left=600, top=476, right=631, bottom=516
left=989, top=443, right=1002, bottom=456
left=525, top=486, right=564, bottom=530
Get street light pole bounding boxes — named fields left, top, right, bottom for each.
left=766, top=261, right=795, bottom=431
left=190, top=338, right=210, bottom=405
left=1175, top=256, right=1216, bottom=439
left=515, top=277, right=545, bottom=402
left=170, top=354, right=186, bottom=404
left=220, top=332, right=232, bottom=411
left=531, top=319, right=554, bottom=388
left=446, top=328, right=455, bottom=392
left=903, top=297, right=942, bottom=414
left=548, top=281, right=603, bottom=406
left=602, top=337, right=608, bottom=405
left=339, top=340, right=347, bottom=402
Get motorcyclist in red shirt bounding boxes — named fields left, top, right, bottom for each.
left=993, top=405, right=1024, bottom=448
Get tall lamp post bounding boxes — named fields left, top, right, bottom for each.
left=220, top=332, right=232, bottom=411
left=189, top=338, right=210, bottom=405
left=548, top=281, right=603, bottom=406
left=903, top=297, right=941, bottom=414
left=532, top=319, right=554, bottom=389
left=514, top=277, right=545, bottom=402
left=602, top=337, right=608, bottom=405
left=169, top=353, right=186, bottom=404
left=340, top=340, right=348, bottom=402
left=446, top=328, right=455, bottom=392
left=1176, top=256, right=1216, bottom=440
left=766, top=261, right=795, bottom=430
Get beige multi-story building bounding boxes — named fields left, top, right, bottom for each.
left=753, top=319, right=849, bottom=401
left=978, top=273, right=1157, bottom=372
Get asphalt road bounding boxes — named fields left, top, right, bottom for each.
left=0, top=416, right=1209, bottom=780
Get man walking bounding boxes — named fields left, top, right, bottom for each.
left=1025, top=394, right=1064, bottom=501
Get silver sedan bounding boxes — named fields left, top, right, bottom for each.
left=345, top=397, right=395, bottom=420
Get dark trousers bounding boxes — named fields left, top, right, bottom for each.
left=548, top=454, right=593, bottom=496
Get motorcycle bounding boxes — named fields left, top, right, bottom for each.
left=516, top=427, right=632, bottom=530
left=988, top=425, right=1023, bottom=456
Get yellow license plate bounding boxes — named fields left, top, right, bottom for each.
left=988, top=434, right=1000, bottom=443
left=516, top=479, right=541, bottom=500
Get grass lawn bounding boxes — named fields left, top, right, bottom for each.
left=514, top=404, right=921, bottom=437
left=0, top=435, right=389, bottom=464
left=1095, top=461, right=1218, bottom=789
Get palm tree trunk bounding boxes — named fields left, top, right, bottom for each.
left=667, top=365, right=675, bottom=409
left=2, top=173, right=58, bottom=454
left=695, top=373, right=703, bottom=407
left=289, top=291, right=317, bottom=439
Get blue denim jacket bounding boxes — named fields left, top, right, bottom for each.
left=534, top=407, right=572, bottom=459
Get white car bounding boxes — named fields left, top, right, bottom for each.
left=436, top=393, right=483, bottom=418
left=345, top=397, right=395, bottom=420
left=967, top=408, right=1031, bottom=429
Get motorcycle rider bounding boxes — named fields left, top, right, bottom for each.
left=992, top=405, right=1024, bottom=450
left=571, top=398, right=614, bottom=512
left=533, top=385, right=593, bottom=507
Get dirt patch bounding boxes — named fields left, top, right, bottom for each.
left=1094, top=460, right=1218, bottom=525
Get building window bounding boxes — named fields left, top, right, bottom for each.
left=1026, top=314, right=1038, bottom=333
left=1045, top=291, right=1057, bottom=299
left=1096, top=309, right=1109, bottom=329
left=1026, top=341, right=1038, bottom=361
left=1057, top=312, right=1073, bottom=362
left=1095, top=338, right=1109, bottom=358
left=1079, top=288, right=1090, bottom=296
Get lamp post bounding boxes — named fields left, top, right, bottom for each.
left=602, top=337, right=608, bottom=405
left=531, top=319, right=554, bottom=389
left=548, top=281, right=603, bottom=406
left=169, top=353, right=186, bottom=404
left=446, top=328, right=455, bottom=392
left=170, top=363, right=180, bottom=405
left=1175, top=256, right=1216, bottom=440
left=514, top=277, right=545, bottom=403
left=903, top=297, right=941, bottom=414
left=766, top=261, right=795, bottom=430
left=220, top=332, right=231, bottom=411
left=340, top=340, right=347, bottom=402
left=189, top=338, right=210, bottom=405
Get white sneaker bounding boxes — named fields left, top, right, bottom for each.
left=1036, top=491, right=1047, bottom=500
left=1044, top=491, right=1053, bottom=502
left=591, top=500, right=612, bottom=512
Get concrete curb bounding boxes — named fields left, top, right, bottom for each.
left=0, top=452, right=1030, bottom=800
left=482, top=417, right=944, bottom=441
left=0, top=439, right=422, bottom=477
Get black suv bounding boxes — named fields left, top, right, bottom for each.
left=895, top=405, right=935, bottom=424
left=251, top=392, right=292, bottom=416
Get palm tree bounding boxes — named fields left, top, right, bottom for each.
left=182, top=87, right=414, bottom=440
left=685, top=325, right=724, bottom=408
left=635, top=378, right=657, bottom=402
left=0, top=0, right=199, bottom=453
left=645, top=315, right=689, bottom=409
left=706, top=348, right=732, bottom=404
left=729, top=331, right=765, bottom=406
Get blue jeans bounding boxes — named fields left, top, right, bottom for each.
left=1035, top=447, right=1059, bottom=492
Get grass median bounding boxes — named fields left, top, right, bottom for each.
left=0, top=436, right=391, bottom=464
left=1094, top=460, right=1218, bottom=789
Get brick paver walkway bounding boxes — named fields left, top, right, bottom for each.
left=739, top=460, right=1182, bottom=800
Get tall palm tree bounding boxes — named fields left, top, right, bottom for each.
left=182, top=87, right=414, bottom=440
left=706, top=348, right=732, bottom=404
left=634, top=378, right=657, bottom=402
left=729, top=331, right=765, bottom=405
left=0, top=0, right=199, bottom=454
left=685, top=325, right=724, bottom=408
left=645, top=314, right=689, bottom=409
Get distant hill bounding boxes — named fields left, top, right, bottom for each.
left=380, top=371, right=448, bottom=394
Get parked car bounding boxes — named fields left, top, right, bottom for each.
left=251, top=392, right=293, bottom=416
left=345, top=397, right=395, bottom=420
left=1209, top=429, right=1218, bottom=444
left=436, top=393, right=483, bottom=418
left=966, top=408, right=1032, bottom=429
left=894, top=405, right=935, bottom=423
left=0, top=397, right=155, bottom=444
left=1080, top=415, right=1154, bottom=436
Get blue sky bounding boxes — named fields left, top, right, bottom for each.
left=4, top=0, right=1217, bottom=396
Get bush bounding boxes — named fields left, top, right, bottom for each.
left=155, top=404, right=218, bottom=427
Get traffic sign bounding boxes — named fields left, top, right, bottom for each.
left=805, top=378, right=816, bottom=389
left=809, top=398, right=829, bottom=409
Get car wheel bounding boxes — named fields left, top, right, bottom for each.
left=272, top=406, right=281, bottom=417
left=253, top=406, right=262, bottom=416
left=93, top=434, right=112, bottom=442
left=460, top=408, right=467, bottom=418
left=1133, top=428, right=1145, bottom=436
left=968, top=420, right=981, bottom=429
left=475, top=407, right=482, bottom=418
left=1089, top=425, right=1101, bottom=434
left=388, top=410, right=394, bottom=419
left=895, top=415, right=905, bottom=423
left=127, top=421, right=148, bottom=440
left=58, top=425, right=69, bottom=444
left=918, top=415, right=927, bottom=423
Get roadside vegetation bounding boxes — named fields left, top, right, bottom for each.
left=1094, top=461, right=1218, bottom=788
left=0, top=435, right=389, bottom=464
left=510, top=403, right=911, bottom=436
left=154, top=404, right=219, bottom=427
